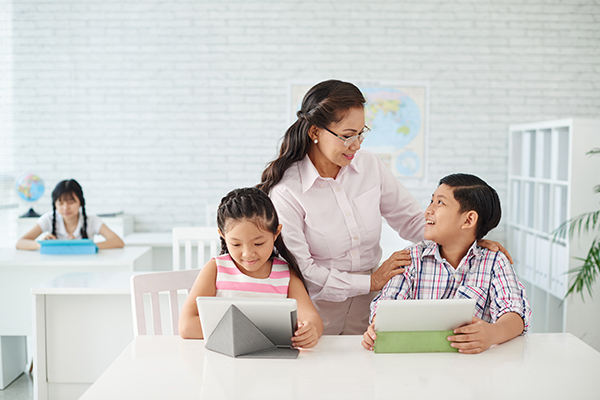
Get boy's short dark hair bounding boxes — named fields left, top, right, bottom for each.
left=439, top=173, right=501, bottom=240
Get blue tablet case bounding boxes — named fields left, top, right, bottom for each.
left=39, top=239, right=98, bottom=254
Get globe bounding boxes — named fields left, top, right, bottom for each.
left=15, top=173, right=45, bottom=217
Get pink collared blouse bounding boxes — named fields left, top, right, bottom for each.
left=270, top=150, right=425, bottom=302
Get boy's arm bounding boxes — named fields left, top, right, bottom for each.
left=447, top=312, right=524, bottom=354
left=448, top=253, right=531, bottom=353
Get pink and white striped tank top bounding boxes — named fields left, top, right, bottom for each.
left=215, top=254, right=290, bottom=298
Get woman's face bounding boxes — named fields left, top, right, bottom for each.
left=308, top=107, right=366, bottom=178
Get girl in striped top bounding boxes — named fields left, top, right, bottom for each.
left=179, top=187, right=323, bottom=348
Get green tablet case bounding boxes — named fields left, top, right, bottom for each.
left=373, top=330, right=457, bottom=353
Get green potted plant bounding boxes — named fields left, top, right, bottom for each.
left=554, top=148, right=600, bottom=300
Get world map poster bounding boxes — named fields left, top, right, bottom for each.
left=289, top=83, right=428, bottom=179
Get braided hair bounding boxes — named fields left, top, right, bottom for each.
left=51, top=179, right=88, bottom=239
left=257, top=79, right=365, bottom=194
left=216, top=187, right=306, bottom=287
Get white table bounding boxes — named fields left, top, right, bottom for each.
left=0, top=247, right=151, bottom=389
left=124, top=232, right=172, bottom=270
left=80, top=334, right=600, bottom=400
left=32, top=272, right=143, bottom=400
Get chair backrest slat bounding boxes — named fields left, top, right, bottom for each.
left=130, top=270, right=200, bottom=337
left=172, top=227, right=220, bottom=270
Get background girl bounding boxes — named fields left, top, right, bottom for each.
left=16, top=179, right=124, bottom=250
left=179, top=187, right=323, bottom=348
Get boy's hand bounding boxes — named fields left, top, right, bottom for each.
left=370, top=250, right=410, bottom=291
left=292, top=321, right=319, bottom=349
left=361, top=323, right=377, bottom=351
left=447, top=317, right=495, bottom=354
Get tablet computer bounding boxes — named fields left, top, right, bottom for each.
left=196, top=297, right=297, bottom=347
left=374, top=298, right=476, bottom=332
left=38, top=239, right=98, bottom=254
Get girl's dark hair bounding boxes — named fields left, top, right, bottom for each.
left=257, top=79, right=366, bottom=194
left=217, top=187, right=306, bottom=287
left=438, top=174, right=501, bottom=240
left=51, top=179, right=88, bottom=239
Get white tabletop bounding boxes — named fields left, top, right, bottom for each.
left=124, top=232, right=172, bottom=247
left=80, top=333, right=600, bottom=400
left=31, top=271, right=145, bottom=295
left=0, top=247, right=152, bottom=335
left=0, top=246, right=151, bottom=267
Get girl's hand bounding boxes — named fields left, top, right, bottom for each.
left=370, top=250, right=410, bottom=291
left=291, top=321, right=319, bottom=349
left=361, top=323, right=377, bottom=351
left=43, top=234, right=57, bottom=240
left=477, top=239, right=513, bottom=264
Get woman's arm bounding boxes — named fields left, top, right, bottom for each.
left=288, top=270, right=323, bottom=348
left=96, top=224, right=125, bottom=249
left=178, top=259, right=218, bottom=339
left=15, top=224, right=44, bottom=250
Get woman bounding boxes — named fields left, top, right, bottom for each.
left=258, top=79, right=508, bottom=335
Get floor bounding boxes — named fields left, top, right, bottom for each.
left=0, top=374, right=33, bottom=400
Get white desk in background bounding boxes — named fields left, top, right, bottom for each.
left=123, top=232, right=172, bottom=270
left=124, top=230, right=219, bottom=271
left=80, top=334, right=600, bottom=400
left=0, top=247, right=151, bottom=389
left=32, top=271, right=144, bottom=400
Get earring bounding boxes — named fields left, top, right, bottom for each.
left=314, top=139, right=318, bottom=144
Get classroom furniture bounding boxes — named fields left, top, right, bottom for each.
left=507, top=118, right=600, bottom=350
left=0, top=247, right=151, bottom=393
left=172, top=227, right=219, bottom=270
left=123, top=232, right=173, bottom=270
left=17, top=213, right=134, bottom=239
left=0, top=336, right=26, bottom=390
left=130, top=270, right=200, bottom=336
left=79, top=333, right=599, bottom=400
left=32, top=272, right=142, bottom=400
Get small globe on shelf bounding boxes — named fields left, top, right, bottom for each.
left=15, top=173, right=45, bottom=218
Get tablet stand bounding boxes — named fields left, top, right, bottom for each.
left=374, top=330, right=457, bottom=353
left=204, top=305, right=299, bottom=359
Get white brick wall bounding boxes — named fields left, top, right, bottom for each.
left=3, top=0, right=599, bottom=238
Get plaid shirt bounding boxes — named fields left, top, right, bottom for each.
left=370, top=240, right=531, bottom=333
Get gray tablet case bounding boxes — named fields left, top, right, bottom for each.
left=204, top=305, right=299, bottom=359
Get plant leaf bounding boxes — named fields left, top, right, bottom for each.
left=564, top=238, right=600, bottom=301
left=553, top=211, right=600, bottom=241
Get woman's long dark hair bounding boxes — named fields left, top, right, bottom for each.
left=216, top=187, right=306, bottom=288
left=51, top=179, right=88, bottom=239
left=257, top=79, right=366, bottom=194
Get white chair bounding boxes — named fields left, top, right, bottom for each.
left=130, top=269, right=200, bottom=336
left=172, top=227, right=220, bottom=270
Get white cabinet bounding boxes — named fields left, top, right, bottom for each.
left=507, top=118, right=600, bottom=350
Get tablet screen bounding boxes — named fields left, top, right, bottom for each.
left=375, top=299, right=476, bottom=332
left=196, top=297, right=297, bottom=346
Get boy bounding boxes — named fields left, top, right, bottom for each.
left=362, top=173, right=531, bottom=354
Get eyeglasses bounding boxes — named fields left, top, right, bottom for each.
left=324, top=125, right=371, bottom=147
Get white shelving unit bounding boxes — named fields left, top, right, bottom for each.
left=507, top=119, right=600, bottom=348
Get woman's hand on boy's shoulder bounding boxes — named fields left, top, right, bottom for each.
left=370, top=249, right=411, bottom=291
left=292, top=320, right=319, bottom=349
left=477, top=239, right=513, bottom=264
